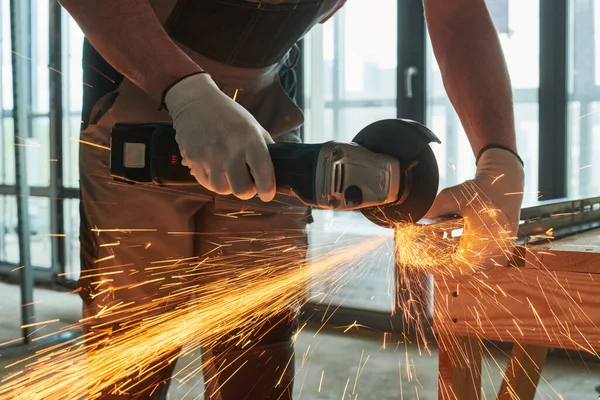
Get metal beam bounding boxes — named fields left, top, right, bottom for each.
left=397, top=0, right=426, bottom=123
left=0, top=185, right=79, bottom=198
left=332, top=8, right=344, bottom=140
left=294, top=39, right=305, bottom=140
left=538, top=0, right=568, bottom=199
left=49, top=0, right=65, bottom=276
left=10, top=0, right=35, bottom=342
left=0, top=262, right=59, bottom=286
left=573, top=0, right=597, bottom=197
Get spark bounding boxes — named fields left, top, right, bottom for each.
left=341, top=378, right=350, bottom=400
left=84, top=61, right=116, bottom=83
left=71, top=137, right=110, bottom=151
left=94, top=255, right=115, bottom=263
left=341, top=321, right=368, bottom=333
left=21, top=319, right=60, bottom=329
left=579, top=110, right=599, bottom=120
left=318, top=370, right=325, bottom=392
left=11, top=50, right=32, bottom=61
left=100, top=242, right=121, bottom=247
left=0, top=177, right=597, bottom=400
left=92, top=228, right=157, bottom=233
left=398, top=360, right=404, bottom=400
left=15, top=136, right=41, bottom=148
left=491, top=173, right=505, bottom=184
left=0, top=234, right=387, bottom=398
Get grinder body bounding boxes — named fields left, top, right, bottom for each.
left=109, top=119, right=441, bottom=227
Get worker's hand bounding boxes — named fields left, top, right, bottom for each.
left=164, top=73, right=276, bottom=201
left=424, top=148, right=524, bottom=273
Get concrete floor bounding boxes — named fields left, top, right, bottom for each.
left=0, top=282, right=598, bottom=399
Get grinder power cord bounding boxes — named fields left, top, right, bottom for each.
left=110, top=118, right=442, bottom=228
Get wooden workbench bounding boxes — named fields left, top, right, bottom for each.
left=433, top=228, right=600, bottom=400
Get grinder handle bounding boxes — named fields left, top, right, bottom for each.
left=111, top=123, right=322, bottom=206
left=268, top=142, right=321, bottom=206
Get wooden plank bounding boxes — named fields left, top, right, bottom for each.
left=531, top=227, right=600, bottom=251
left=526, top=249, right=600, bottom=274
left=497, top=344, right=548, bottom=400
left=433, top=267, right=600, bottom=353
left=525, top=227, right=600, bottom=273
left=438, top=336, right=482, bottom=400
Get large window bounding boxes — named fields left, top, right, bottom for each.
left=567, top=0, right=600, bottom=198
left=0, top=0, right=598, bottom=327
left=0, top=196, right=18, bottom=264
left=426, top=0, right=540, bottom=206
left=0, top=0, right=16, bottom=267
left=0, top=0, right=14, bottom=188
left=302, top=1, right=544, bottom=314
left=62, top=7, right=84, bottom=189
left=0, top=0, right=83, bottom=276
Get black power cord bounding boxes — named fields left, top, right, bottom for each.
left=278, top=42, right=301, bottom=103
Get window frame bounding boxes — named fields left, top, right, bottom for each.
left=0, top=0, right=77, bottom=287
left=0, top=0, right=598, bottom=332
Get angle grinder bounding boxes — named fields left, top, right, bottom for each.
left=109, top=119, right=441, bottom=228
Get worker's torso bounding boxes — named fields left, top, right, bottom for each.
left=82, top=0, right=345, bottom=141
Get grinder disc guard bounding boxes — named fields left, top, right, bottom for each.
left=352, top=119, right=441, bottom=228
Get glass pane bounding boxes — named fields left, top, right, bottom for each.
left=31, top=0, right=50, bottom=114
left=63, top=115, right=81, bottom=188
left=303, top=107, right=334, bottom=144
left=1, top=0, right=13, bottom=111
left=567, top=0, right=600, bottom=198
left=323, top=19, right=334, bottom=102
left=0, top=0, right=14, bottom=185
left=62, top=10, right=84, bottom=187
left=25, top=0, right=51, bottom=187
left=0, top=195, right=19, bottom=264
left=303, top=21, right=335, bottom=109
left=307, top=212, right=395, bottom=313
left=426, top=0, right=540, bottom=203
left=303, top=1, right=396, bottom=108
left=64, top=198, right=80, bottom=280
left=568, top=102, right=600, bottom=197
left=303, top=1, right=398, bottom=313
left=1, top=118, right=15, bottom=185
left=29, top=196, right=51, bottom=268
left=25, top=117, right=51, bottom=186
left=515, top=102, right=539, bottom=205
left=338, top=106, right=397, bottom=141
left=341, top=0, right=397, bottom=101
left=596, top=0, right=600, bottom=86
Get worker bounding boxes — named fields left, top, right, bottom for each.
left=59, top=0, right=524, bottom=398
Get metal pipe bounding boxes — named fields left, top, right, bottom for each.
left=10, top=0, right=35, bottom=342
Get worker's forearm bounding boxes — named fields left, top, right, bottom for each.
left=59, top=0, right=201, bottom=102
left=424, top=1, right=517, bottom=156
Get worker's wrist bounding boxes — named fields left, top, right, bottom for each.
left=476, top=147, right=525, bottom=184
left=161, top=71, right=216, bottom=113
left=476, top=144, right=523, bottom=167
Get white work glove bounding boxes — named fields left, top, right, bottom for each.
left=164, top=72, right=276, bottom=201
left=424, top=148, right=524, bottom=273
